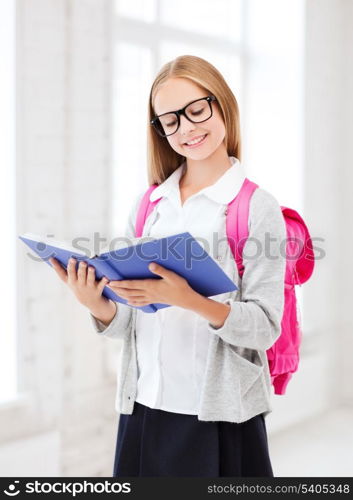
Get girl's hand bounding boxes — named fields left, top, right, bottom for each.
left=49, top=257, right=111, bottom=311
left=106, top=262, right=196, bottom=308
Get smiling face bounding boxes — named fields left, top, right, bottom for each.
left=152, top=77, right=227, bottom=161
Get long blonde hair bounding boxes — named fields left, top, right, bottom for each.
left=147, top=54, right=242, bottom=186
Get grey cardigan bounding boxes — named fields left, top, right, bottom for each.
left=89, top=187, right=287, bottom=423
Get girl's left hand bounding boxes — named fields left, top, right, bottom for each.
left=106, top=262, right=196, bottom=308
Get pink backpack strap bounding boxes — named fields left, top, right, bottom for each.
left=226, top=178, right=259, bottom=277
left=135, top=184, right=161, bottom=237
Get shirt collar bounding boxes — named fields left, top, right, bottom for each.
left=149, top=156, right=246, bottom=204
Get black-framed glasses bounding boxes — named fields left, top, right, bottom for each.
left=150, top=95, right=217, bottom=137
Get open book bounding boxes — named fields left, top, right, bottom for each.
left=19, top=231, right=238, bottom=313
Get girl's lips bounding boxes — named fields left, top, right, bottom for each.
left=183, top=134, right=208, bottom=148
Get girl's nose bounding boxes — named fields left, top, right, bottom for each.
left=179, top=114, right=196, bottom=136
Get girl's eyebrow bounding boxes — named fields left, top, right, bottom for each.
left=157, top=97, right=201, bottom=115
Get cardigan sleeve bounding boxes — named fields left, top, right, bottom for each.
left=89, top=189, right=146, bottom=340
left=207, top=187, right=287, bottom=351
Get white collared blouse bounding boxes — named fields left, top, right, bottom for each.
left=133, top=156, right=247, bottom=414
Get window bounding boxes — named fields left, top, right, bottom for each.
left=111, top=42, right=153, bottom=235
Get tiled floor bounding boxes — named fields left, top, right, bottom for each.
left=269, top=406, right=353, bottom=476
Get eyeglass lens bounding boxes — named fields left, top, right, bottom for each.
left=156, top=98, right=212, bottom=137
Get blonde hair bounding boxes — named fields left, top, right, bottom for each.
left=146, top=54, right=242, bottom=185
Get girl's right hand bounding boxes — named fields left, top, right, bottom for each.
left=49, top=257, right=110, bottom=311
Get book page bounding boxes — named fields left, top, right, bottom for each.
left=19, top=232, right=91, bottom=258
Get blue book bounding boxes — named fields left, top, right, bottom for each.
left=19, top=231, right=238, bottom=313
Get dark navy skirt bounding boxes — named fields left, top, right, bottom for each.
left=113, top=401, right=274, bottom=477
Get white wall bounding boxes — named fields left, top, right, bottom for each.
left=337, top=0, right=353, bottom=406
left=304, top=0, right=353, bottom=408
left=1, top=0, right=119, bottom=477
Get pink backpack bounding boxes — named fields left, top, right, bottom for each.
left=135, top=178, right=315, bottom=395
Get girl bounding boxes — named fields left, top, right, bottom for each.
left=50, top=55, right=286, bottom=477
